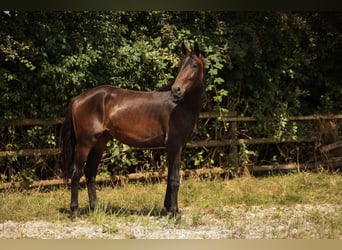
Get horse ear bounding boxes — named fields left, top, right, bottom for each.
left=182, top=41, right=189, bottom=55
left=194, top=42, right=200, bottom=56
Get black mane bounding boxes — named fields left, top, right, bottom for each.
left=155, top=80, right=174, bottom=92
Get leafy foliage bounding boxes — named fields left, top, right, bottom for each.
left=0, top=11, right=341, bottom=181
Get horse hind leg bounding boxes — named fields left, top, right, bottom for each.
left=84, top=133, right=111, bottom=211
left=70, top=144, right=91, bottom=218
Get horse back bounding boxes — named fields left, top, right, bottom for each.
left=71, top=85, right=180, bottom=148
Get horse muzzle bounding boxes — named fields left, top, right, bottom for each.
left=171, top=85, right=184, bottom=101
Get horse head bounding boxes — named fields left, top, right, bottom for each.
left=171, top=42, right=205, bottom=102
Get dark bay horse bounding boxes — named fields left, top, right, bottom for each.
left=61, top=42, right=205, bottom=218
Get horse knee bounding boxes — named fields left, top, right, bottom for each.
left=169, top=176, right=180, bottom=190
left=170, top=181, right=179, bottom=193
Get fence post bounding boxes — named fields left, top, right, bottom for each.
left=230, top=111, right=238, bottom=159
left=222, top=111, right=238, bottom=163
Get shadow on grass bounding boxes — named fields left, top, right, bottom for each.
left=104, top=203, right=168, bottom=217
left=100, top=204, right=182, bottom=223
left=58, top=204, right=175, bottom=220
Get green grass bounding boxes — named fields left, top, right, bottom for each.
left=1, top=172, right=342, bottom=222
left=1, top=172, right=342, bottom=238
left=181, top=172, right=342, bottom=207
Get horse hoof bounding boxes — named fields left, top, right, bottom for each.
left=160, top=208, right=181, bottom=223
left=70, top=209, right=80, bottom=220
left=168, top=211, right=182, bottom=224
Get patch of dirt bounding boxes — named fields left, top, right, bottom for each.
left=1, top=204, right=341, bottom=239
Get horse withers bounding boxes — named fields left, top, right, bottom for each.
left=61, top=42, right=206, bottom=218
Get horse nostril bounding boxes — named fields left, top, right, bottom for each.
left=172, top=86, right=181, bottom=96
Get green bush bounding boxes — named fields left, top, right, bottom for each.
left=0, top=11, right=341, bottom=181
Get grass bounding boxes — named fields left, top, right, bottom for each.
left=0, top=171, right=342, bottom=238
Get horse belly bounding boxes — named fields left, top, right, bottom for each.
left=108, top=116, right=166, bottom=148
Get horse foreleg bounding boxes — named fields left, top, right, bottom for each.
left=164, top=144, right=183, bottom=215
left=84, top=136, right=109, bottom=211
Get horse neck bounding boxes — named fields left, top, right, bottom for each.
left=182, top=84, right=204, bottom=117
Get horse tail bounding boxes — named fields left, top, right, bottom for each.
left=61, top=99, right=75, bottom=181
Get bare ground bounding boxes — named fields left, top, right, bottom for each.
left=1, top=204, right=341, bottom=239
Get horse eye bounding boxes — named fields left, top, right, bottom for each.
left=192, top=63, right=199, bottom=69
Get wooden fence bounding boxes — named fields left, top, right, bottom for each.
left=1, top=112, right=342, bottom=189
left=2, top=113, right=342, bottom=157
left=1, top=112, right=342, bottom=169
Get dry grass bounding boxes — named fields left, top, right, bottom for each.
left=0, top=172, right=341, bottom=238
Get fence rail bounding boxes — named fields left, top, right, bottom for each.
left=1, top=112, right=341, bottom=189
left=1, top=113, right=342, bottom=158
left=5, top=113, right=342, bottom=127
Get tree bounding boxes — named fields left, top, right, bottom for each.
left=1, top=11, right=341, bottom=181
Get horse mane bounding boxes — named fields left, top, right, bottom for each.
left=155, top=80, right=174, bottom=92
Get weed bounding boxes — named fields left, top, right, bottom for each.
left=190, top=210, right=204, bottom=227
left=89, top=199, right=108, bottom=225
left=102, top=224, right=119, bottom=234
